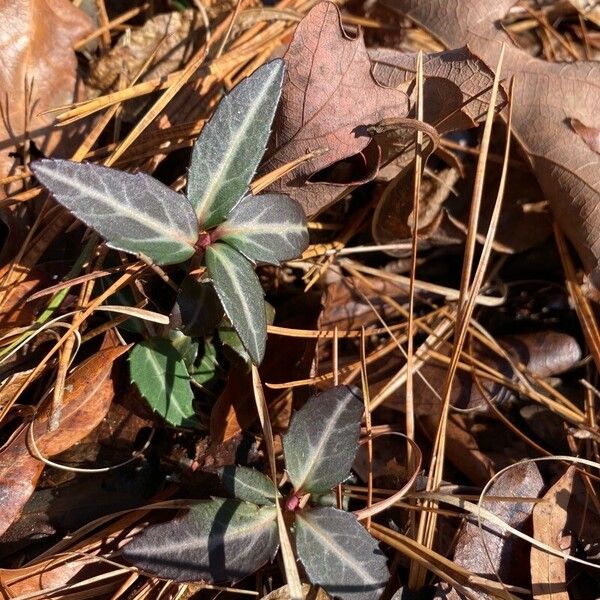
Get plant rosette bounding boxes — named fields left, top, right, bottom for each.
left=32, top=60, right=309, bottom=368
left=122, top=385, right=390, bottom=600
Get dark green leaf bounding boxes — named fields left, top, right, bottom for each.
left=188, top=60, right=285, bottom=229
left=295, top=507, right=388, bottom=600
left=283, top=386, right=363, bottom=493
left=205, top=243, right=267, bottom=365
left=122, top=499, right=278, bottom=582
left=32, top=160, right=198, bottom=265
left=219, top=322, right=252, bottom=366
left=190, top=340, right=223, bottom=387
left=218, top=465, right=279, bottom=505
left=214, top=194, right=309, bottom=265
left=129, top=337, right=196, bottom=427
left=170, top=276, right=224, bottom=337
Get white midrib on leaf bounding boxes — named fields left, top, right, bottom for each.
left=293, top=399, right=346, bottom=491
left=224, top=222, right=306, bottom=236
left=213, top=248, right=260, bottom=357
left=197, top=79, right=275, bottom=225
left=48, top=167, right=196, bottom=246
left=298, top=513, right=379, bottom=584
left=136, top=505, right=276, bottom=556
left=144, top=350, right=191, bottom=420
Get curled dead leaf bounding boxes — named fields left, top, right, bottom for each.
left=262, top=1, right=409, bottom=217
left=530, top=467, right=575, bottom=600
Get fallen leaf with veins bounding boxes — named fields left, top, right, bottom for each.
left=0, top=0, right=93, bottom=197
left=434, top=462, right=545, bottom=600
left=0, top=345, right=128, bottom=536
left=386, top=0, right=600, bottom=296
left=261, top=1, right=409, bottom=217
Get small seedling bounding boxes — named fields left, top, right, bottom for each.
left=31, top=60, right=309, bottom=369
left=122, top=386, right=390, bottom=600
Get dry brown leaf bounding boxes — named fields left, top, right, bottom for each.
left=419, top=412, right=495, bottom=486
left=370, top=46, right=505, bottom=136
left=444, top=159, right=553, bottom=254
left=370, top=338, right=512, bottom=416
left=0, top=554, right=121, bottom=600
left=372, top=166, right=462, bottom=253
left=434, top=462, right=545, bottom=600
left=0, top=345, right=127, bottom=536
left=386, top=0, right=600, bottom=295
left=530, top=466, right=575, bottom=600
left=320, top=273, right=408, bottom=330
left=371, top=330, right=580, bottom=420
left=262, top=1, right=409, bottom=217
left=500, top=331, right=582, bottom=377
left=88, top=9, right=209, bottom=122
left=261, top=584, right=330, bottom=600
left=0, top=0, right=93, bottom=196
left=88, top=10, right=203, bottom=94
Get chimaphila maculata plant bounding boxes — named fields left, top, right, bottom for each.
left=32, top=60, right=306, bottom=365
left=122, top=385, right=390, bottom=600
left=32, top=60, right=309, bottom=424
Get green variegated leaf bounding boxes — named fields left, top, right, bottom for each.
left=214, top=194, right=309, bottom=265
left=295, top=507, right=389, bottom=600
left=129, top=337, right=196, bottom=427
left=188, top=60, right=284, bottom=229
left=32, top=160, right=198, bottom=266
left=122, top=498, right=278, bottom=583
left=218, top=465, right=279, bottom=505
left=283, top=386, right=363, bottom=493
left=205, top=243, right=267, bottom=365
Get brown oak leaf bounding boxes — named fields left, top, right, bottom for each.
left=261, top=1, right=409, bottom=217
left=386, top=0, right=600, bottom=294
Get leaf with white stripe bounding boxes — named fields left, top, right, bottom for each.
left=123, top=498, right=278, bottom=583
left=214, top=194, right=309, bottom=265
left=283, top=386, right=363, bottom=494
left=32, top=159, right=198, bottom=266
left=205, top=243, right=267, bottom=365
left=218, top=465, right=279, bottom=505
left=295, top=507, right=389, bottom=600
left=129, top=337, right=196, bottom=427
left=188, top=60, right=285, bottom=229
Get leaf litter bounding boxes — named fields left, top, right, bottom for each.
left=0, top=1, right=600, bottom=599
